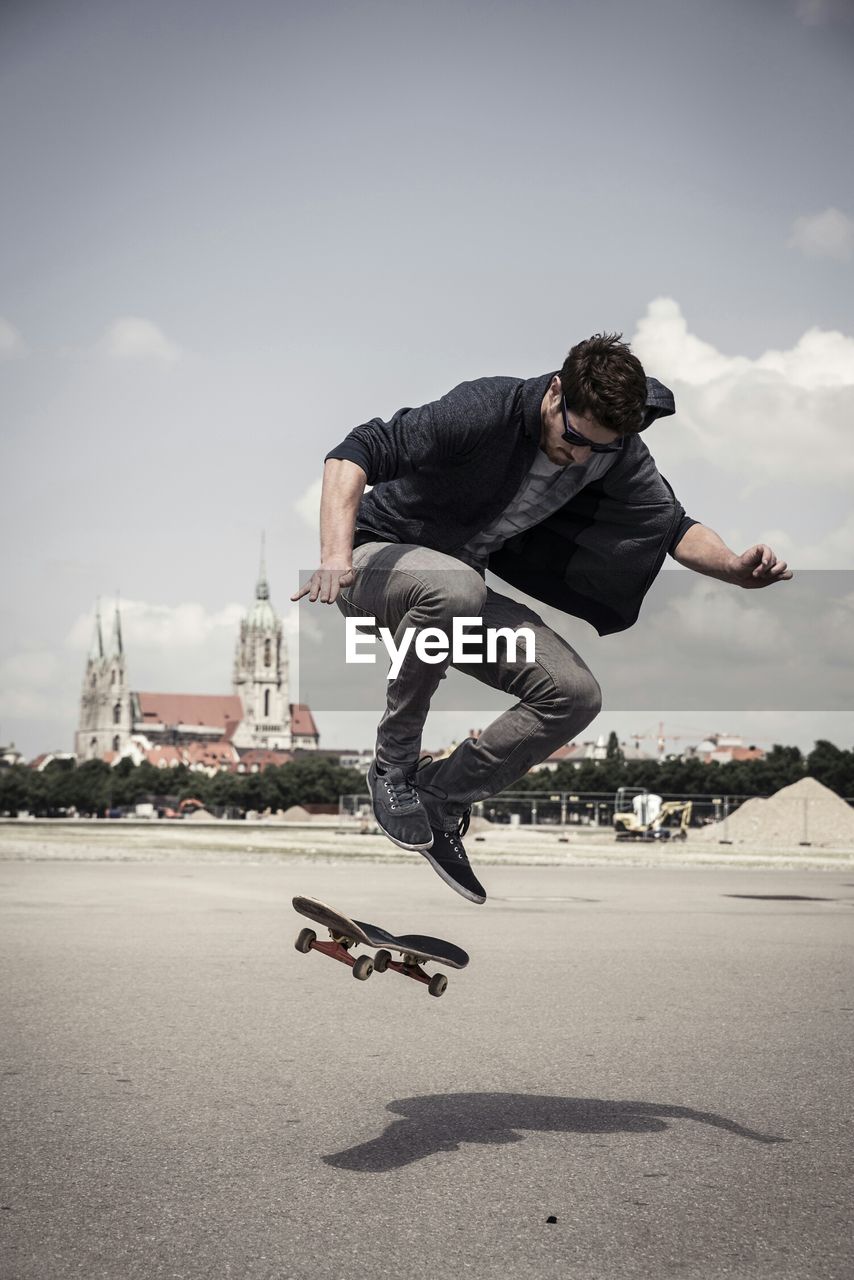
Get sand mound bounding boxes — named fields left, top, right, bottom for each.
left=280, top=805, right=312, bottom=822
left=183, top=807, right=217, bottom=823
left=699, top=776, right=854, bottom=848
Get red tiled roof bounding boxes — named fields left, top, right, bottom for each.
left=136, top=692, right=243, bottom=728
left=146, top=746, right=183, bottom=767
left=290, top=703, right=318, bottom=737
left=183, top=740, right=239, bottom=766
left=142, top=741, right=239, bottom=769
left=702, top=746, right=766, bottom=763
left=237, top=749, right=294, bottom=769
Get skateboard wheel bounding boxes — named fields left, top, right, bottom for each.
left=428, top=974, right=448, bottom=998
left=295, top=928, right=316, bottom=954
left=352, top=955, right=374, bottom=981
left=373, top=949, right=392, bottom=973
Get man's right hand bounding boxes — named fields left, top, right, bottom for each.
left=291, top=563, right=354, bottom=605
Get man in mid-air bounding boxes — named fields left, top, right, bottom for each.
left=293, top=334, right=791, bottom=904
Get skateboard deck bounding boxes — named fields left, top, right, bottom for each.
left=293, top=895, right=468, bottom=997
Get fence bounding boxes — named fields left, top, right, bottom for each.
left=340, top=790, right=755, bottom=829
left=339, top=788, right=854, bottom=845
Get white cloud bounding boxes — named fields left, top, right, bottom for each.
left=282, top=601, right=323, bottom=644
left=0, top=317, right=28, bottom=360
left=95, top=317, right=181, bottom=363
left=760, top=512, right=854, bottom=569
left=788, top=207, right=854, bottom=261
left=1, top=595, right=312, bottom=755
left=753, top=326, right=854, bottom=386
left=61, top=598, right=265, bottom=715
left=295, top=477, right=323, bottom=528
left=66, top=599, right=245, bottom=653
left=633, top=298, right=752, bottom=385
left=62, top=596, right=317, bottom=693
left=632, top=297, right=854, bottom=488
left=294, top=474, right=374, bottom=535
left=578, top=571, right=850, bottom=714
left=648, top=579, right=794, bottom=662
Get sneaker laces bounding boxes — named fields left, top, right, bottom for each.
left=381, top=771, right=420, bottom=810
left=441, top=810, right=471, bottom=858
left=406, top=757, right=473, bottom=846
left=405, top=755, right=449, bottom=807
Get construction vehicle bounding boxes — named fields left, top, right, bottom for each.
left=613, top=787, right=692, bottom=841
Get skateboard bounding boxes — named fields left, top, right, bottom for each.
left=292, top=895, right=469, bottom=998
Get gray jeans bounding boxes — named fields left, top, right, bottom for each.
left=337, top=542, right=602, bottom=830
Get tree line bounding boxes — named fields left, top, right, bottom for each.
left=0, top=755, right=366, bottom=818
left=513, top=740, right=853, bottom=801
left=0, top=740, right=851, bottom=819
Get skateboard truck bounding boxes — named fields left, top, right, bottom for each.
left=295, top=927, right=449, bottom=996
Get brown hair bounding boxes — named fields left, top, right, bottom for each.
left=560, top=333, right=647, bottom=434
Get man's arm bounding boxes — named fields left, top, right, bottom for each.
left=324, top=376, right=517, bottom=484
left=290, top=459, right=367, bottom=605
left=671, top=523, right=792, bottom=588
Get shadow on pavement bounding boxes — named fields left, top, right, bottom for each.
left=323, top=1093, right=786, bottom=1172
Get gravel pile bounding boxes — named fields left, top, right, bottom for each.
left=699, top=776, right=854, bottom=848
left=183, top=807, right=217, bottom=823
left=275, top=805, right=313, bottom=822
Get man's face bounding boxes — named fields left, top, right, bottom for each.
left=539, top=375, right=622, bottom=466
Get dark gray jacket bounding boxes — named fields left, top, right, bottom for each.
left=325, top=371, right=697, bottom=636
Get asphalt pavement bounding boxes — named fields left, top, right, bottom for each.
left=2, top=857, right=853, bottom=1279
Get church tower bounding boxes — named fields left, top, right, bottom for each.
left=231, top=539, right=291, bottom=750
left=74, top=601, right=132, bottom=760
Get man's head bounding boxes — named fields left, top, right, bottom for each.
left=539, top=333, right=648, bottom=467
left=561, top=333, right=647, bottom=435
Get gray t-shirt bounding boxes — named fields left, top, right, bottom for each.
left=456, top=448, right=619, bottom=568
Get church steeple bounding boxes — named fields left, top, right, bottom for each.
left=256, top=531, right=269, bottom=601
left=76, top=598, right=130, bottom=761
left=110, top=599, right=124, bottom=657
left=89, top=602, right=104, bottom=662
left=232, top=539, right=290, bottom=750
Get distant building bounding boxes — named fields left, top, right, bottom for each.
left=1, top=743, right=24, bottom=768
left=333, top=749, right=374, bottom=775
left=29, top=752, right=74, bottom=771
left=684, top=733, right=765, bottom=765
left=74, top=548, right=319, bottom=770
left=528, top=743, right=588, bottom=773
left=530, top=734, right=655, bottom=773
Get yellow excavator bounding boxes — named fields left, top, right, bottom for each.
left=613, top=788, right=692, bottom=841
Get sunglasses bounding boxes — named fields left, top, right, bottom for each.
left=561, top=398, right=624, bottom=453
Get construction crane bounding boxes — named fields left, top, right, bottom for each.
left=629, top=721, right=716, bottom=760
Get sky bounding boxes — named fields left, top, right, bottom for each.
left=1, top=0, right=853, bottom=760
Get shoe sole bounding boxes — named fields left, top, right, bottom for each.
left=420, top=848, right=486, bottom=905
left=371, top=804, right=434, bottom=852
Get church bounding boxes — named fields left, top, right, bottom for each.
left=75, top=552, right=319, bottom=771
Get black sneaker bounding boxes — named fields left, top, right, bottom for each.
left=422, top=813, right=486, bottom=904
left=368, top=760, right=433, bottom=852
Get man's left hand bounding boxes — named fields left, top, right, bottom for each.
left=729, top=544, right=793, bottom=589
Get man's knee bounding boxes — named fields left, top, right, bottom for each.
left=424, top=568, right=488, bottom=620
left=542, top=661, right=602, bottom=727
